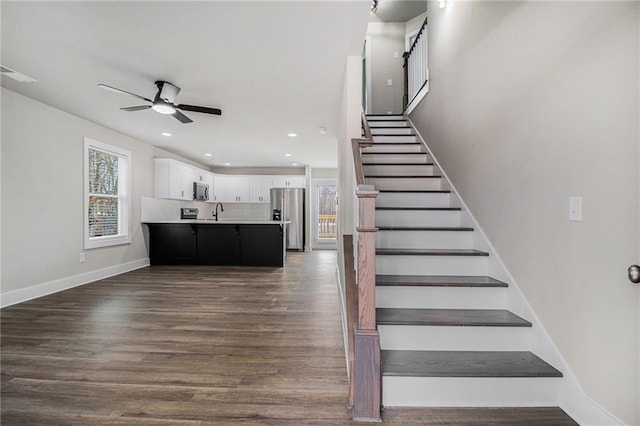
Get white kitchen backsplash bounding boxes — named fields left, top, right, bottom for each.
left=140, top=197, right=270, bottom=221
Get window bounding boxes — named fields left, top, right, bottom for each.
left=84, top=137, right=131, bottom=249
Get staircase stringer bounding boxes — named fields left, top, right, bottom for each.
left=405, top=117, right=623, bottom=426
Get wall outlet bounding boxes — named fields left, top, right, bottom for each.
left=387, top=79, right=393, bottom=86
left=569, top=196, right=583, bottom=221
left=394, top=51, right=399, bottom=58
left=79, top=252, right=86, bottom=263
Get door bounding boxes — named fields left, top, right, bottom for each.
left=312, top=180, right=337, bottom=249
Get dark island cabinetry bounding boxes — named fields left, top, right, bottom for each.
left=147, top=223, right=284, bottom=267
left=148, top=224, right=197, bottom=264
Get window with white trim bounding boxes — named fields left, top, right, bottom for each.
left=84, top=137, right=131, bottom=249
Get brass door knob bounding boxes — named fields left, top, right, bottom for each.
left=629, top=265, right=640, bottom=284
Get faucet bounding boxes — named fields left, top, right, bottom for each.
left=213, top=202, right=224, bottom=221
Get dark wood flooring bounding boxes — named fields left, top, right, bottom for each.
left=2, top=251, right=576, bottom=425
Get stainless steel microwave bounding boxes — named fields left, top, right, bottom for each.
left=193, top=182, right=209, bottom=201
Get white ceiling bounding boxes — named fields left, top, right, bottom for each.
left=370, top=1, right=427, bottom=23
left=1, top=1, right=371, bottom=169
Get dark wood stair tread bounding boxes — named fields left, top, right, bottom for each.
left=379, top=190, right=450, bottom=193
left=381, top=350, right=563, bottom=378
left=366, top=175, right=442, bottom=178
left=376, top=248, right=489, bottom=256
left=376, top=275, right=508, bottom=287
left=377, top=308, right=531, bottom=327
left=372, top=135, right=417, bottom=137
left=377, top=226, right=473, bottom=231
left=376, top=207, right=461, bottom=211
left=362, top=152, right=427, bottom=155
left=363, top=163, right=435, bottom=166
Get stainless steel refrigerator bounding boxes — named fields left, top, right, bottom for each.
left=270, top=188, right=305, bottom=251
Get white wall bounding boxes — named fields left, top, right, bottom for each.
left=1, top=88, right=207, bottom=297
left=366, top=22, right=406, bottom=115
left=411, top=2, right=639, bottom=423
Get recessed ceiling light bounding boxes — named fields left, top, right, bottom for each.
left=284, top=153, right=292, bottom=157
left=161, top=132, right=172, bottom=137
left=287, top=133, right=297, bottom=137
left=224, top=162, right=231, bottom=166
left=292, top=163, right=298, bottom=166
left=204, top=153, right=212, bottom=157
left=318, top=127, right=326, bottom=134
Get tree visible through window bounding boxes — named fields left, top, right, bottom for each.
left=84, top=138, right=131, bottom=249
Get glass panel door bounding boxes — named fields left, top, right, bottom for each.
left=313, top=181, right=337, bottom=248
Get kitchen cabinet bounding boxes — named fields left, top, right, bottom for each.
left=239, top=225, right=283, bottom=266
left=147, top=224, right=196, bottom=265
left=204, top=173, right=214, bottom=202
left=155, top=158, right=197, bottom=201
left=272, top=176, right=305, bottom=188
left=146, top=222, right=284, bottom=267
left=196, top=225, right=240, bottom=265
left=214, top=175, right=250, bottom=202
left=250, top=176, right=273, bottom=203
left=227, top=176, right=251, bottom=202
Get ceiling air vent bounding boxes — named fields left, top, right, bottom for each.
left=0, top=65, right=36, bottom=83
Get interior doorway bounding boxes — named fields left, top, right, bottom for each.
left=312, top=179, right=337, bottom=249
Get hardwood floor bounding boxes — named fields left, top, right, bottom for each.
left=1, top=251, right=577, bottom=425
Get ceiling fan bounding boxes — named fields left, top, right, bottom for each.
left=98, top=80, right=222, bottom=123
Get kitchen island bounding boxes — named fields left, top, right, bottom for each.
left=144, top=220, right=288, bottom=267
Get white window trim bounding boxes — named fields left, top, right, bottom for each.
left=83, top=137, right=132, bottom=249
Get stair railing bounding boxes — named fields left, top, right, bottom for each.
left=403, top=16, right=428, bottom=110
left=346, top=112, right=381, bottom=422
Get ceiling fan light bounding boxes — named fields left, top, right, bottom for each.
left=152, top=103, right=176, bottom=115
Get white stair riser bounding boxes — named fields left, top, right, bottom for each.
left=368, top=121, right=410, bottom=128
left=363, top=145, right=424, bottom=153
left=376, top=286, right=506, bottom=309
left=377, top=230, right=473, bottom=250
left=364, top=164, right=434, bottom=176
left=376, top=192, right=451, bottom=207
left=376, top=255, right=488, bottom=276
left=373, top=135, right=417, bottom=143
left=367, top=115, right=406, bottom=121
left=383, top=377, right=562, bottom=407
left=362, top=154, right=430, bottom=164
left=379, top=326, right=531, bottom=351
left=366, top=177, right=442, bottom=191
left=371, top=127, right=414, bottom=135
left=376, top=210, right=461, bottom=227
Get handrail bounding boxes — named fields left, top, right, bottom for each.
left=361, top=111, right=373, bottom=141
left=348, top=113, right=381, bottom=422
left=403, top=16, right=429, bottom=111
left=352, top=112, right=374, bottom=186
left=407, top=16, right=428, bottom=57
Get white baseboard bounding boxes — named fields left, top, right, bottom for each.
left=0, top=258, right=150, bottom=308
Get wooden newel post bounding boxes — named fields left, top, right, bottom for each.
left=353, top=185, right=381, bottom=422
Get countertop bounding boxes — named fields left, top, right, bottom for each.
left=143, top=219, right=290, bottom=225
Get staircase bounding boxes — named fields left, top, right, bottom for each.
left=363, top=114, right=564, bottom=408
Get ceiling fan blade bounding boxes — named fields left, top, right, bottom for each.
left=176, top=104, right=222, bottom=116
left=120, top=105, right=152, bottom=112
left=98, top=84, right=152, bottom=103
left=172, top=110, right=193, bottom=124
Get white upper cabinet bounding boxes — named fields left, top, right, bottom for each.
left=155, top=158, right=197, bottom=201
left=204, top=173, right=215, bottom=202
left=272, top=176, right=305, bottom=188
left=212, top=175, right=251, bottom=203
left=250, top=176, right=273, bottom=203
left=226, top=176, right=251, bottom=203
left=211, top=175, right=228, bottom=202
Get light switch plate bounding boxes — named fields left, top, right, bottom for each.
left=387, top=79, right=393, bottom=86
left=569, top=196, right=582, bottom=221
